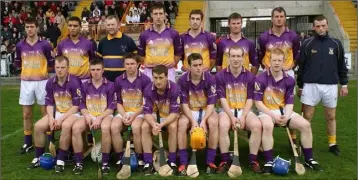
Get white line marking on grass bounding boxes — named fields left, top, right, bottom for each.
left=1, top=128, right=23, bottom=141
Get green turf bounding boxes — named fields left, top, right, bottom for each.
left=1, top=81, right=356, bottom=179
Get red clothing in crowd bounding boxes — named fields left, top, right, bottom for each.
left=105, top=0, right=114, bottom=6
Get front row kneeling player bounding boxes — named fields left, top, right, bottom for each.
left=71, top=58, right=116, bottom=175
left=141, top=65, right=181, bottom=175
left=215, top=46, right=263, bottom=173
left=28, top=56, right=82, bottom=172
left=253, top=48, right=322, bottom=174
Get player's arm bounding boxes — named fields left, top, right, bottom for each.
left=242, top=73, right=255, bottom=117
left=253, top=79, right=275, bottom=119
left=202, top=75, right=217, bottom=122
left=45, top=81, right=55, bottom=119
left=249, top=41, right=259, bottom=75
left=283, top=78, right=296, bottom=118
left=14, top=43, right=22, bottom=70
left=143, top=90, right=157, bottom=127
left=296, top=40, right=308, bottom=89
left=337, top=40, right=349, bottom=86
left=208, top=33, right=217, bottom=70
left=215, top=41, right=223, bottom=71
left=137, top=33, right=146, bottom=64
left=257, top=35, right=266, bottom=68
left=178, top=78, right=195, bottom=123
left=114, top=79, right=126, bottom=117
left=161, top=88, right=180, bottom=127
left=292, top=34, right=300, bottom=69
left=98, top=83, right=117, bottom=119
left=173, top=32, right=183, bottom=65
left=44, top=41, right=55, bottom=72
left=87, top=41, right=96, bottom=61
left=216, top=73, right=233, bottom=118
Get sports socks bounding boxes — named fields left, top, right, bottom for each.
left=178, top=149, right=188, bottom=165
left=116, top=152, right=124, bottom=162
left=248, top=154, right=257, bottom=162
left=102, top=153, right=110, bottom=165
left=220, top=152, right=230, bottom=163
left=74, top=152, right=83, bottom=164
left=168, top=152, right=177, bottom=165
left=143, top=153, right=153, bottom=164
left=35, top=147, right=45, bottom=158
left=328, top=135, right=336, bottom=146
left=57, top=148, right=68, bottom=162
left=302, top=148, right=313, bottom=162
left=206, top=148, right=216, bottom=165
left=24, top=131, right=32, bottom=145
left=263, top=149, right=273, bottom=162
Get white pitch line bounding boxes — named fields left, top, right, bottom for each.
left=1, top=128, right=23, bottom=141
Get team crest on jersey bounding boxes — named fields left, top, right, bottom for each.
left=177, top=97, right=180, bottom=104
left=114, top=93, right=117, bottom=101
left=227, top=84, right=232, bottom=89
left=311, top=49, right=317, bottom=53
left=120, top=45, right=127, bottom=52
left=329, top=48, right=334, bottom=55
left=254, top=82, right=260, bottom=91
left=54, top=93, right=59, bottom=97
left=87, top=95, right=91, bottom=99
left=165, top=38, right=170, bottom=45
left=148, top=40, right=154, bottom=45
left=101, top=94, right=106, bottom=100
left=200, top=42, right=204, bottom=48
left=184, top=45, right=189, bottom=49
left=224, top=48, right=229, bottom=53
left=64, top=49, right=69, bottom=54
left=76, top=89, right=81, bottom=97
left=213, top=43, right=217, bottom=50
left=136, top=89, right=142, bottom=96
left=211, top=86, right=216, bottom=94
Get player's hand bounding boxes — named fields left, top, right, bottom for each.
left=54, top=119, right=63, bottom=130
left=152, top=128, right=159, bottom=136
left=230, top=116, right=239, bottom=130
left=91, top=117, right=102, bottom=130
left=297, top=88, right=302, bottom=98
left=49, top=118, right=56, bottom=131
left=84, top=114, right=92, bottom=127
left=190, top=121, right=199, bottom=133
left=276, top=115, right=288, bottom=127
left=272, top=114, right=282, bottom=125
left=340, top=86, right=348, bottom=97
left=200, top=121, right=208, bottom=133
left=125, top=114, right=135, bottom=126
left=51, top=49, right=57, bottom=57
left=238, top=115, right=246, bottom=130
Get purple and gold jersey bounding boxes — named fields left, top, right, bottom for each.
left=180, top=29, right=216, bottom=71
left=215, top=67, right=255, bottom=109
left=177, top=71, right=217, bottom=111
left=80, top=78, right=116, bottom=116
left=57, top=37, right=95, bottom=79
left=216, top=34, right=258, bottom=70
left=45, top=75, right=82, bottom=113
left=138, top=27, right=182, bottom=68
left=143, top=81, right=180, bottom=118
left=253, top=70, right=295, bottom=110
left=15, top=39, right=54, bottom=81
left=258, top=28, right=300, bottom=69
left=114, top=72, right=151, bottom=112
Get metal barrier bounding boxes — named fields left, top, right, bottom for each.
left=1, top=53, right=13, bottom=77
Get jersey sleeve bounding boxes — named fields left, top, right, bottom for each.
left=70, top=78, right=82, bottom=106
left=215, top=72, right=226, bottom=99
left=143, top=86, right=153, bottom=115
left=107, top=82, right=117, bottom=110
left=169, top=86, right=180, bottom=114
left=45, top=80, right=55, bottom=106
left=285, top=77, right=295, bottom=105
left=253, top=75, right=266, bottom=101
left=206, top=74, right=217, bottom=105
left=246, top=72, right=255, bottom=99
left=138, top=32, right=146, bottom=57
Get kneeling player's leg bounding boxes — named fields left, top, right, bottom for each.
left=141, top=117, right=153, bottom=166
left=57, top=114, right=78, bottom=167
left=177, top=114, right=190, bottom=167
left=167, top=119, right=178, bottom=166
left=101, top=115, right=113, bottom=169
left=245, top=112, right=262, bottom=162
left=132, top=117, right=144, bottom=163
left=288, top=114, right=313, bottom=161
left=218, top=112, right=231, bottom=165
left=206, top=112, right=218, bottom=166
left=28, top=115, right=50, bottom=168
left=72, top=117, right=88, bottom=167
left=111, top=116, right=124, bottom=165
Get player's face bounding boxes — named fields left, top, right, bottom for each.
left=229, top=48, right=244, bottom=68
left=55, top=60, right=69, bottom=78
left=189, top=59, right=203, bottom=76
left=272, top=11, right=286, bottom=28
left=151, top=8, right=165, bottom=26
left=124, top=58, right=138, bottom=74
left=25, top=23, right=38, bottom=37
left=106, top=18, right=119, bottom=35
left=270, top=54, right=284, bottom=72
left=229, top=18, right=242, bottom=34
left=90, top=64, right=104, bottom=81
left=189, top=14, right=202, bottom=30
left=68, top=21, right=81, bottom=37
left=153, top=72, right=168, bottom=90
left=313, top=19, right=328, bottom=36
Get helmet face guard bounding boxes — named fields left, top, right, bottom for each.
left=190, top=127, right=206, bottom=150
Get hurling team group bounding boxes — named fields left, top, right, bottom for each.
left=17, top=2, right=349, bottom=177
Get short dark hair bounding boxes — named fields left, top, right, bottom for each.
left=151, top=2, right=165, bottom=13
left=24, top=18, right=38, bottom=27
left=228, top=13, right=242, bottom=23
left=68, top=16, right=82, bottom=26
left=189, top=9, right=204, bottom=20
left=90, top=57, right=104, bottom=67
left=228, top=46, right=245, bottom=56
left=55, top=55, right=69, bottom=66
left=187, top=53, right=203, bottom=66
left=313, top=15, right=328, bottom=25
left=106, top=15, right=120, bottom=22
left=152, top=65, right=168, bottom=76
left=124, top=53, right=140, bottom=63
left=271, top=6, right=286, bottom=17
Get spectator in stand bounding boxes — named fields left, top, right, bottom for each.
left=109, top=4, right=116, bottom=16
left=116, top=2, right=126, bottom=19
left=140, top=11, right=148, bottom=23
left=50, top=2, right=57, bottom=14
left=105, top=0, right=114, bottom=6
left=2, top=26, right=12, bottom=40
left=126, top=11, right=135, bottom=24
left=81, top=7, right=91, bottom=20
left=42, top=1, right=49, bottom=13
left=138, top=2, right=146, bottom=15
left=129, top=3, right=138, bottom=15
left=19, top=10, right=29, bottom=21
left=93, top=6, right=101, bottom=17
left=11, top=9, right=19, bottom=18
left=55, top=11, right=66, bottom=30
left=132, top=10, right=140, bottom=23
left=9, top=32, right=20, bottom=47
left=97, top=15, right=107, bottom=40
left=82, top=17, right=90, bottom=35
left=46, top=22, right=61, bottom=47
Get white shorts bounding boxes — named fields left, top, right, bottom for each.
left=19, top=80, right=47, bottom=105
left=143, top=67, right=176, bottom=82
left=190, top=110, right=207, bottom=122
left=115, top=112, right=144, bottom=119
left=219, top=108, right=243, bottom=118
left=80, top=114, right=114, bottom=120
left=300, top=83, right=338, bottom=108
left=54, top=111, right=81, bottom=120
left=258, top=109, right=299, bottom=123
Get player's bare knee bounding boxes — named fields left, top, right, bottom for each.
left=250, top=121, right=262, bottom=134
left=141, top=122, right=150, bottom=134
left=325, top=112, right=336, bottom=122
left=131, top=123, right=141, bottom=136
left=261, top=120, right=274, bottom=133
left=178, top=117, right=189, bottom=131
left=61, top=121, right=72, bottom=131
left=110, top=122, right=121, bottom=135
left=168, top=121, right=178, bottom=133
left=208, top=116, right=218, bottom=130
